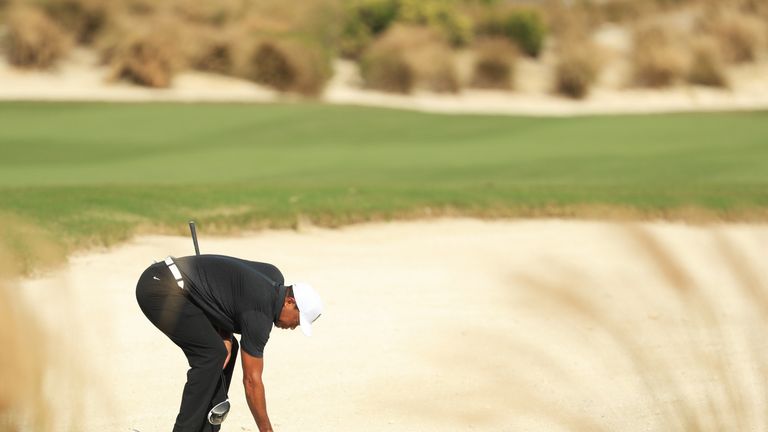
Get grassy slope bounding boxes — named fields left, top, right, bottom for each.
left=1, top=102, right=767, bottom=251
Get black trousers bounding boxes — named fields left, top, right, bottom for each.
left=136, top=262, right=238, bottom=432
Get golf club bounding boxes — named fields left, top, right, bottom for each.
left=189, top=220, right=200, bottom=256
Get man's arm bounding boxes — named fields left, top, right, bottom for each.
left=241, top=349, right=273, bottom=432
left=217, top=328, right=233, bottom=368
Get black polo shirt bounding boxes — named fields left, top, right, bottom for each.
left=173, top=254, right=286, bottom=358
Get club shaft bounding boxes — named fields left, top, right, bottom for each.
left=189, top=221, right=200, bottom=255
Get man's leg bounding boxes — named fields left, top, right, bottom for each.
left=171, top=321, right=227, bottom=432
left=136, top=263, right=227, bottom=432
left=207, top=337, right=238, bottom=432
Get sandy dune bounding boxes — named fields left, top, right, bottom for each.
left=17, top=219, right=768, bottom=431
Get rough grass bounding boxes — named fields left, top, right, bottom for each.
left=0, top=103, right=767, bottom=253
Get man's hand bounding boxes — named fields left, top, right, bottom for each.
left=242, top=349, right=273, bottom=432
left=217, top=328, right=233, bottom=369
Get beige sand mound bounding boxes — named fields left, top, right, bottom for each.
left=18, top=219, right=768, bottom=431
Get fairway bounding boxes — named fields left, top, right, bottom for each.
left=1, top=102, right=767, bottom=249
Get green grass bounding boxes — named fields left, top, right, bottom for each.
left=1, top=102, right=767, bottom=254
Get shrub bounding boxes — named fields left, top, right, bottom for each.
left=39, top=0, right=110, bottom=44
left=361, top=25, right=459, bottom=94
left=409, top=42, right=460, bottom=93
left=245, top=38, right=332, bottom=96
left=351, top=0, right=400, bottom=35
left=359, top=41, right=413, bottom=93
left=3, top=6, right=72, bottom=69
left=598, top=0, right=653, bottom=23
left=702, top=10, right=766, bottom=64
left=339, top=15, right=374, bottom=59
left=503, top=9, right=547, bottom=57
left=687, top=37, right=729, bottom=88
left=397, top=0, right=473, bottom=47
left=100, top=20, right=183, bottom=88
left=338, top=0, right=400, bottom=59
left=239, top=0, right=342, bottom=52
left=119, top=0, right=159, bottom=16
left=554, top=41, right=600, bottom=99
left=630, top=25, right=688, bottom=88
left=469, top=37, right=517, bottom=90
left=187, top=28, right=236, bottom=75
left=172, top=0, right=242, bottom=26
left=475, top=7, right=547, bottom=57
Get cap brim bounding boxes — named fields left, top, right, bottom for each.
left=299, top=312, right=313, bottom=336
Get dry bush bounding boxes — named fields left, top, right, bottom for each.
left=99, top=17, right=184, bottom=88
left=186, top=26, right=237, bottom=75
left=359, top=40, right=413, bottom=93
left=544, top=2, right=595, bottom=40
left=474, top=6, right=547, bottom=58
left=407, top=42, right=459, bottom=92
left=701, top=10, right=766, bottom=64
left=338, top=0, right=399, bottom=58
left=39, top=0, right=111, bottom=44
left=469, top=37, right=517, bottom=90
left=599, top=0, right=657, bottom=23
left=687, top=37, right=729, bottom=87
left=630, top=25, right=689, bottom=88
left=244, top=38, right=331, bottom=96
left=239, top=0, right=341, bottom=50
left=117, top=0, right=157, bottom=16
left=397, top=0, right=473, bottom=47
left=228, top=1, right=338, bottom=95
left=172, top=0, right=243, bottom=26
left=3, top=5, right=72, bottom=69
left=554, top=40, right=601, bottom=99
left=361, top=25, right=459, bottom=94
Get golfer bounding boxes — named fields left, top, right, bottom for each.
left=135, top=254, right=323, bottom=432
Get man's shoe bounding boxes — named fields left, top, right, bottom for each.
left=208, top=399, right=231, bottom=425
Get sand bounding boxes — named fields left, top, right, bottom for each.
left=15, top=219, right=768, bottom=431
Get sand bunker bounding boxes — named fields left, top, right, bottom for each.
left=17, top=219, right=768, bottom=431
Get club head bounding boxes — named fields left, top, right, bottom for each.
left=208, top=399, right=231, bottom=425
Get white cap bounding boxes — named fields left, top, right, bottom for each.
left=292, top=282, right=323, bottom=336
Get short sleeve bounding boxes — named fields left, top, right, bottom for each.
left=239, top=310, right=273, bottom=358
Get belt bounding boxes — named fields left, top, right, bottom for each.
left=164, top=256, right=185, bottom=290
